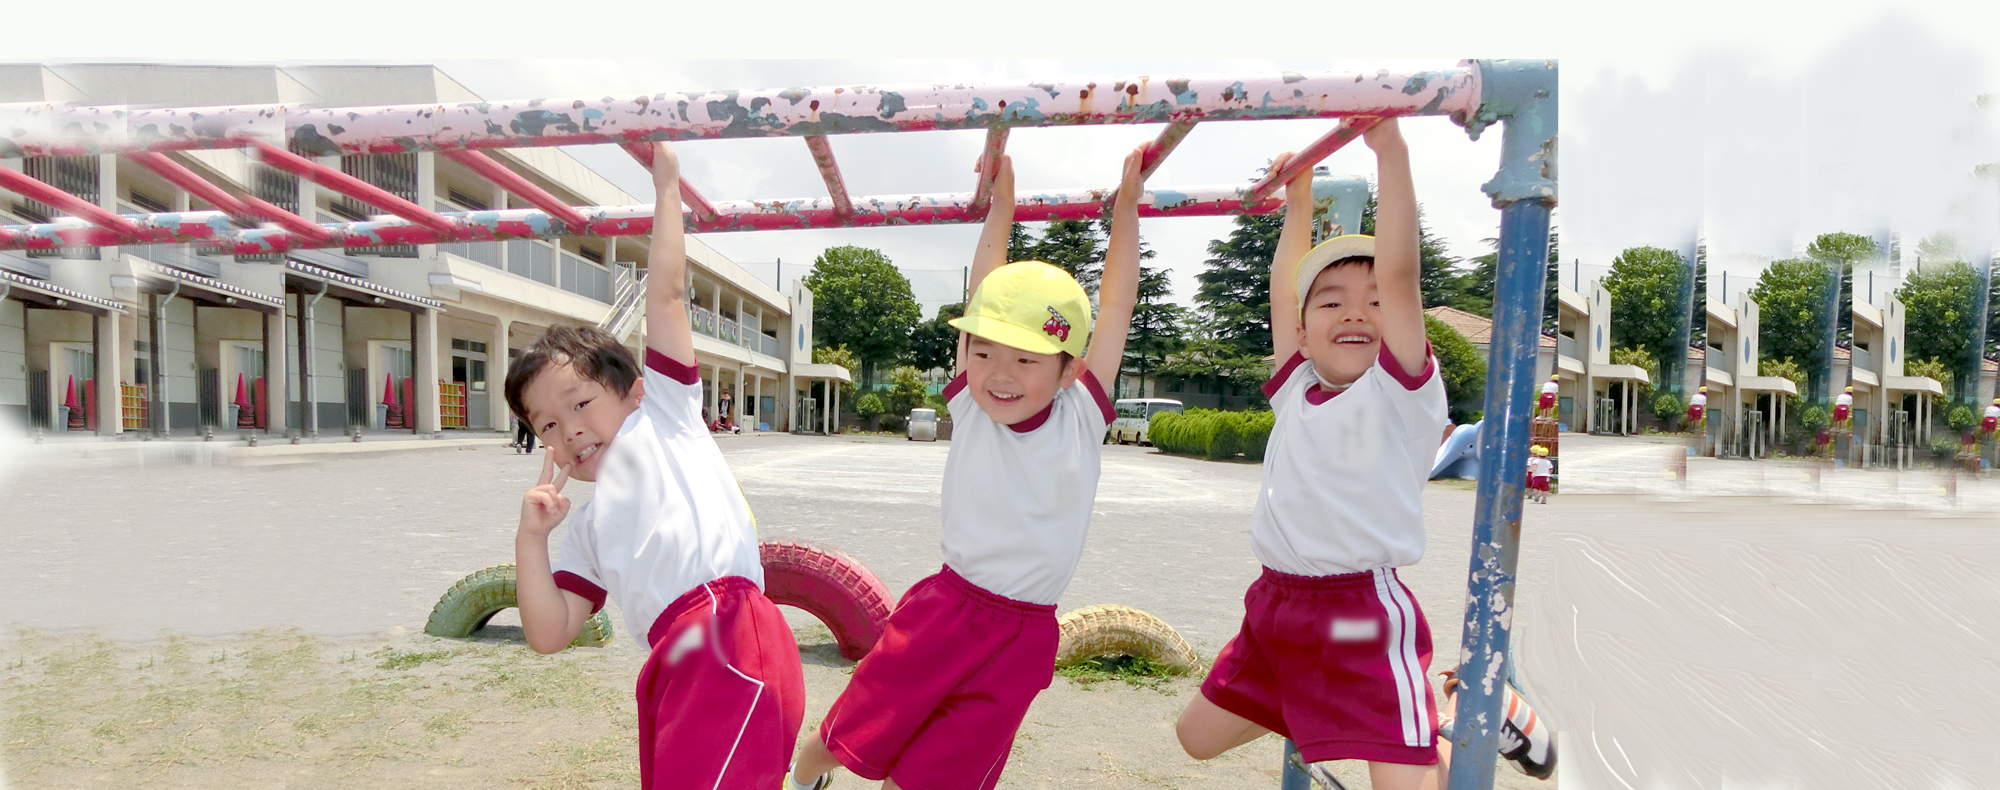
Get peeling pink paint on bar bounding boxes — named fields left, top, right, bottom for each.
left=1, top=67, right=1481, bottom=157
left=964, top=127, right=1011, bottom=219
left=0, top=185, right=1286, bottom=254
left=440, top=149, right=589, bottom=231
left=616, top=142, right=722, bottom=224
left=0, top=167, right=143, bottom=239
left=250, top=140, right=457, bottom=236
left=1138, top=119, right=1197, bottom=181
left=1240, top=116, right=1380, bottom=207
left=802, top=136, right=854, bottom=219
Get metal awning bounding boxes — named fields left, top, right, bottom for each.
left=0, top=268, right=127, bottom=315
left=285, top=259, right=441, bottom=313
left=1737, top=375, right=1800, bottom=396
left=136, top=261, right=285, bottom=314
left=791, top=362, right=853, bottom=383
left=1592, top=363, right=1651, bottom=383
left=1883, top=375, right=1944, bottom=397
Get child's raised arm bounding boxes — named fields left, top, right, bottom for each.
left=645, top=143, right=697, bottom=368
left=1365, top=118, right=1428, bottom=375
left=1269, top=151, right=1314, bottom=364
left=956, top=153, right=1016, bottom=373
left=1084, top=145, right=1146, bottom=389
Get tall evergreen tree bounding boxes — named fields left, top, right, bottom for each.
left=1030, top=219, right=1107, bottom=297
left=1194, top=212, right=1284, bottom=358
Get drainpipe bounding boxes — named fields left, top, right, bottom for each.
left=299, top=281, right=328, bottom=439
left=150, top=281, right=180, bottom=439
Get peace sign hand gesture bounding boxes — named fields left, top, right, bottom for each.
left=519, top=448, right=573, bottom=541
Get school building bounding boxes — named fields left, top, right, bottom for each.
left=0, top=63, right=848, bottom=441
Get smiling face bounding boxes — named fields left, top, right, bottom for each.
left=963, top=335, right=1085, bottom=424
left=1297, top=261, right=1382, bottom=388
left=519, top=361, right=644, bottom=482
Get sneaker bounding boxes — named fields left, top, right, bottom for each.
left=1285, top=750, right=1351, bottom=790
left=786, top=762, right=833, bottom=790
left=1440, top=669, right=1556, bottom=780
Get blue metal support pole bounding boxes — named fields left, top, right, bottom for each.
left=1448, top=59, right=1557, bottom=790
left=1281, top=740, right=1313, bottom=790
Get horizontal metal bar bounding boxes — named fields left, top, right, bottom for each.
left=1241, top=116, right=1381, bottom=208
left=250, top=140, right=458, bottom=237
left=0, top=167, right=143, bottom=240
left=0, top=184, right=1289, bottom=254
left=440, top=149, right=589, bottom=231
left=125, top=152, right=334, bottom=245
left=1, top=67, right=1483, bottom=157
left=802, top=136, right=854, bottom=219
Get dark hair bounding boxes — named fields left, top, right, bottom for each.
left=1328, top=255, right=1375, bottom=270
left=504, top=325, right=640, bottom=424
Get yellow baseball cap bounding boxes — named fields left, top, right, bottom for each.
left=1296, top=234, right=1376, bottom=315
left=1531, top=444, right=1549, bottom=456
left=950, top=261, right=1092, bottom=358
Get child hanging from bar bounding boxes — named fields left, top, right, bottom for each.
left=507, top=142, right=804, bottom=790
left=1173, top=118, right=1551, bottom=789
left=785, top=145, right=1143, bottom=790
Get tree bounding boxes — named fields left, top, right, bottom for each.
left=1807, top=231, right=1878, bottom=347
left=1154, top=335, right=1271, bottom=409
left=1007, top=222, right=1038, bottom=264
left=1460, top=226, right=1560, bottom=332
left=1751, top=257, right=1833, bottom=370
left=907, top=302, right=964, bottom=373
left=1897, top=259, right=1978, bottom=369
left=1602, top=246, right=1690, bottom=371
left=1425, top=315, right=1486, bottom=421
left=1194, top=212, right=1284, bottom=358
left=1360, top=192, right=1469, bottom=312
left=884, top=365, right=927, bottom=416
left=1124, top=266, right=1187, bottom=398
left=1026, top=219, right=1105, bottom=297
left=803, top=246, right=922, bottom=386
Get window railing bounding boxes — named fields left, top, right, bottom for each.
left=689, top=304, right=783, bottom=358
left=1557, top=334, right=1578, bottom=360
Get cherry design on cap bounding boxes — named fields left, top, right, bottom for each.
left=1043, top=307, right=1072, bottom=341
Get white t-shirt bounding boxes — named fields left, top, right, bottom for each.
left=1528, top=457, right=1553, bottom=478
left=1541, top=381, right=1559, bottom=396
left=939, top=369, right=1115, bottom=605
left=1985, top=405, right=1999, bottom=421
left=551, top=350, right=763, bottom=643
left=1691, top=392, right=1708, bottom=408
left=1251, top=345, right=1449, bottom=577
left=1835, top=393, right=1852, bottom=408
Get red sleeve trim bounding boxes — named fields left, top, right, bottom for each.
left=1080, top=369, right=1115, bottom=425
left=1263, top=351, right=1308, bottom=398
left=1378, top=342, right=1435, bottom=391
left=942, top=372, right=968, bottom=401
left=645, top=348, right=700, bottom=386
left=552, top=571, right=607, bottom=614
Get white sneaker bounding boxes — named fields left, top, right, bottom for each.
left=786, top=761, right=833, bottom=790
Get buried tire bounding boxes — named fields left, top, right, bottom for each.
left=1055, top=604, right=1201, bottom=674
left=424, top=564, right=615, bottom=648
left=759, top=540, right=894, bottom=661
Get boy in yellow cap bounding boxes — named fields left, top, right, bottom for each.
left=787, top=144, right=1145, bottom=790
left=1176, top=118, right=1477, bottom=789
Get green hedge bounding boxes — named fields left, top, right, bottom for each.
left=1150, top=409, right=1276, bottom=461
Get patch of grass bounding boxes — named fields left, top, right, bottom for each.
left=519, top=732, right=637, bottom=790
left=377, top=647, right=454, bottom=671
left=1056, top=654, right=1185, bottom=692
left=422, top=710, right=472, bottom=739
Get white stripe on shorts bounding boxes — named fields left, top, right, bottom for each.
left=1373, top=568, right=1429, bottom=747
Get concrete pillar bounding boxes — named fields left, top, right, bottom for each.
left=94, top=311, right=120, bottom=435
left=491, top=318, right=511, bottom=432
left=413, top=308, right=441, bottom=435
left=751, top=374, right=762, bottom=430
left=264, top=307, right=288, bottom=435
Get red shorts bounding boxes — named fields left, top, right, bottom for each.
left=1202, top=566, right=1439, bottom=765
left=819, top=565, right=1059, bottom=790
left=1984, top=416, right=1997, bottom=433
left=636, top=576, right=805, bottom=790
left=1834, top=405, right=1850, bottom=421
left=1688, top=405, right=1704, bottom=421
left=1529, top=475, right=1550, bottom=491
left=1537, top=392, right=1556, bottom=410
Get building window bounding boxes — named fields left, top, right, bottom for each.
left=444, top=188, right=489, bottom=211
left=128, top=189, right=172, bottom=214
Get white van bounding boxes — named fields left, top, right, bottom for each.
left=1107, top=398, right=1183, bottom=445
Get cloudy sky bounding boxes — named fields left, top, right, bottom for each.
left=20, top=0, right=2000, bottom=316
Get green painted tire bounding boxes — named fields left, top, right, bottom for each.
left=423, top=564, right=615, bottom=648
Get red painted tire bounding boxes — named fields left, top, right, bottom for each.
left=760, top=540, right=894, bottom=661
